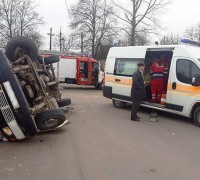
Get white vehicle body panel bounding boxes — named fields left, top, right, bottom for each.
left=54, top=58, right=77, bottom=81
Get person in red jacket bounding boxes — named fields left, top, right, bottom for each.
left=150, top=57, right=164, bottom=103
left=160, top=54, right=169, bottom=93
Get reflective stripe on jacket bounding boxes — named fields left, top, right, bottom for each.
left=150, top=62, right=164, bottom=79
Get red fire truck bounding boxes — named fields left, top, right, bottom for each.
left=40, top=51, right=104, bottom=89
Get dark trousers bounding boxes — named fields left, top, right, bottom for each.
left=131, top=99, right=141, bottom=120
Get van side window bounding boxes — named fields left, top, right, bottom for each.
left=191, top=63, right=200, bottom=77
left=114, top=58, right=140, bottom=76
left=176, top=59, right=200, bottom=84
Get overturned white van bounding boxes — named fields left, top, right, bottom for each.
left=103, top=42, right=200, bottom=127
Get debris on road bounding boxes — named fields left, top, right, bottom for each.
left=149, top=111, right=158, bottom=122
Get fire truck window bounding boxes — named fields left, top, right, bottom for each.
left=80, top=62, right=85, bottom=71
left=92, top=63, right=99, bottom=70
left=80, top=62, right=88, bottom=72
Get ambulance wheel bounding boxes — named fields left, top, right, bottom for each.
left=35, top=109, right=66, bottom=131
left=39, top=55, right=60, bottom=64
left=193, top=106, right=200, bottom=127
left=5, top=36, right=38, bottom=62
left=112, top=99, right=126, bottom=109
left=57, top=98, right=71, bottom=107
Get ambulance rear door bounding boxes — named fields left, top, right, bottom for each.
left=109, top=47, right=146, bottom=102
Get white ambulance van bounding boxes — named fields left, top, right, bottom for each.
left=103, top=40, right=200, bottom=127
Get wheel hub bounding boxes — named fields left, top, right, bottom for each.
left=43, top=118, right=58, bottom=128
left=197, top=112, right=200, bottom=122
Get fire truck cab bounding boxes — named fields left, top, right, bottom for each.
left=40, top=51, right=104, bottom=89
left=56, top=55, right=104, bottom=89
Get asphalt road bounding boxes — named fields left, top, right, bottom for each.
left=1, top=84, right=200, bottom=180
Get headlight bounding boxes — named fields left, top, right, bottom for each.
left=3, top=81, right=20, bottom=109
left=2, top=127, right=13, bottom=136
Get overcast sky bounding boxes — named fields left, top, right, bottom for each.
left=35, top=0, right=200, bottom=49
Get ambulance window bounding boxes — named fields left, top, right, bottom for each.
left=176, top=59, right=200, bottom=84
left=177, top=60, right=190, bottom=83
left=191, top=63, right=200, bottom=77
left=114, top=58, right=140, bottom=76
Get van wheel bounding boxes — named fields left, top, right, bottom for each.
left=57, top=98, right=71, bottom=107
left=112, top=99, right=126, bottom=109
left=5, top=36, right=38, bottom=62
left=193, top=106, right=200, bottom=127
left=38, top=55, right=60, bottom=64
left=35, top=109, right=66, bottom=131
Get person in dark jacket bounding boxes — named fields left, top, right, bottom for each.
left=131, top=62, right=146, bottom=121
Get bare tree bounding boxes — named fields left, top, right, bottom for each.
left=0, top=0, right=44, bottom=44
left=25, top=30, right=44, bottom=49
left=53, top=32, right=78, bottom=52
left=160, top=33, right=180, bottom=45
left=16, top=0, right=44, bottom=36
left=184, top=23, right=200, bottom=42
left=118, top=29, right=150, bottom=46
left=69, top=0, right=117, bottom=58
left=0, top=0, right=19, bottom=39
left=112, top=0, right=169, bottom=46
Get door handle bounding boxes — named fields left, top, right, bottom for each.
left=115, top=79, right=121, bottom=82
left=172, top=82, right=176, bottom=90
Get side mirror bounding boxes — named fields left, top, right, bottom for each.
left=192, top=75, right=200, bottom=86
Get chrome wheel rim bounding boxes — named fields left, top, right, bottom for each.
left=42, top=118, right=58, bottom=128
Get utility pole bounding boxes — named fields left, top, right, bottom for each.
left=47, top=28, right=54, bottom=50
left=60, top=27, right=62, bottom=51
left=81, top=33, right=83, bottom=55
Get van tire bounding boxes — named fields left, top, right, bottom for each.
left=39, top=55, right=60, bottom=64
left=57, top=98, right=71, bottom=107
left=193, top=106, right=200, bottom=127
left=35, top=109, right=66, bottom=131
left=5, top=36, right=38, bottom=62
left=112, top=99, right=126, bottom=109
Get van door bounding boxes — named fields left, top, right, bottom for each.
left=168, top=57, right=200, bottom=115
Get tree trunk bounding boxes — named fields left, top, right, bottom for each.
left=130, top=0, right=136, bottom=46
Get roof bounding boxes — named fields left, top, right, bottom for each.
left=39, top=53, right=98, bottom=63
left=107, top=45, right=200, bottom=60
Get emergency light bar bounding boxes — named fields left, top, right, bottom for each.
left=180, top=39, right=200, bottom=47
